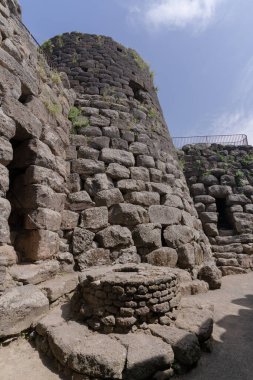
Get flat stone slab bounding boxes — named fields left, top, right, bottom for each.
left=9, top=260, right=59, bottom=285
left=149, top=324, right=201, bottom=367
left=38, top=273, right=79, bottom=302
left=0, top=285, right=49, bottom=338
left=175, top=298, right=214, bottom=342
left=114, top=332, right=174, bottom=380
left=47, top=321, right=127, bottom=379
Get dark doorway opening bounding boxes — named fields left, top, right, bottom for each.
left=216, top=198, right=233, bottom=230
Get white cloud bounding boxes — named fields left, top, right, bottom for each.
left=141, top=0, right=223, bottom=30
left=210, top=110, right=253, bottom=145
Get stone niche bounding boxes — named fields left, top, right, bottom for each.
left=79, top=264, right=180, bottom=333
left=181, top=144, right=253, bottom=276
left=44, top=32, right=218, bottom=283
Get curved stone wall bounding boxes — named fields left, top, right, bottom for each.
left=46, top=33, right=214, bottom=277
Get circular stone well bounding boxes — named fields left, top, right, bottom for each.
left=79, top=264, right=180, bottom=333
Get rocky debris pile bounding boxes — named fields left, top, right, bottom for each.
left=181, top=144, right=253, bottom=275
left=79, top=264, right=181, bottom=333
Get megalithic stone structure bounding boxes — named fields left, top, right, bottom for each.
left=44, top=33, right=220, bottom=287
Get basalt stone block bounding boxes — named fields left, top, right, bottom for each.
left=0, top=285, right=49, bottom=338
left=149, top=168, right=163, bottom=183
left=72, top=227, right=95, bottom=255
left=76, top=248, right=111, bottom=270
left=10, top=261, right=60, bottom=285
left=109, top=203, right=149, bottom=226
left=0, top=137, right=12, bottom=165
left=24, top=208, right=62, bottom=231
left=101, top=148, right=135, bottom=167
left=0, top=217, right=11, bottom=243
left=130, top=166, right=150, bottom=182
left=132, top=223, right=162, bottom=250
left=15, top=230, right=60, bottom=261
left=125, top=191, right=160, bottom=207
left=164, top=225, right=195, bottom=248
left=149, top=205, right=182, bottom=225
left=71, top=158, right=105, bottom=175
left=111, top=138, right=128, bottom=150
left=81, top=207, right=108, bottom=230
left=20, top=185, right=66, bottom=212
left=136, top=155, right=155, bottom=168
left=208, top=185, right=232, bottom=198
left=163, top=194, right=184, bottom=209
left=198, top=265, right=222, bottom=289
left=89, top=136, right=110, bottom=150
left=200, top=212, right=218, bottom=223
left=191, top=183, right=206, bottom=196
left=90, top=114, right=110, bottom=127
left=78, top=146, right=99, bottom=160
left=84, top=173, right=114, bottom=196
left=96, top=225, right=133, bottom=248
left=24, top=165, right=65, bottom=193
left=178, top=243, right=196, bottom=269
left=0, top=197, right=11, bottom=219
left=220, top=175, right=236, bottom=186
left=194, top=195, right=215, bottom=204
left=203, top=223, right=219, bottom=237
left=94, top=188, right=124, bottom=207
left=146, top=247, right=178, bottom=268
left=106, top=163, right=130, bottom=180
left=0, top=245, right=17, bottom=266
left=61, top=210, right=79, bottom=230
left=0, top=108, right=16, bottom=140
left=129, top=142, right=148, bottom=155
left=117, top=179, right=146, bottom=193
left=227, top=194, right=250, bottom=206
left=0, top=164, right=9, bottom=193
left=68, top=191, right=94, bottom=211
left=113, top=246, right=141, bottom=264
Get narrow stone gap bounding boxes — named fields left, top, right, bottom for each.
left=216, top=198, right=234, bottom=231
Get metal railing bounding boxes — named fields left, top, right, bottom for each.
left=172, top=134, right=248, bottom=149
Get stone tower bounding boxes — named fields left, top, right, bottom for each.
left=45, top=33, right=217, bottom=281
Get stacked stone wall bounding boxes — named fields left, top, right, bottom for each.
left=0, top=0, right=75, bottom=292
left=47, top=33, right=216, bottom=281
left=181, top=144, right=253, bottom=275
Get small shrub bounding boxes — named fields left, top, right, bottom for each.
left=128, top=48, right=150, bottom=72
left=43, top=100, right=61, bottom=116
left=51, top=71, right=62, bottom=84
left=68, top=106, right=89, bottom=133
left=235, top=170, right=245, bottom=186
left=148, top=107, right=158, bottom=119
left=56, top=35, right=64, bottom=48
left=41, top=39, right=54, bottom=54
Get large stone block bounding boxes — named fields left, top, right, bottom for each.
left=24, top=208, right=62, bottom=231
left=106, top=163, right=130, bottom=179
left=72, top=227, right=95, bottom=255
left=117, top=179, right=146, bottom=193
left=71, top=158, right=105, bottom=175
left=0, top=136, right=12, bottom=165
left=68, top=191, right=94, bottom=211
left=76, top=248, right=111, bottom=270
left=24, top=165, right=65, bottom=193
left=125, top=191, right=160, bottom=207
left=10, top=260, right=60, bottom=285
left=0, top=197, right=11, bottom=219
left=208, top=185, right=232, bottom=198
left=95, top=188, right=124, bottom=207
left=61, top=210, right=79, bottom=230
left=81, top=207, right=108, bottom=230
left=164, top=225, right=195, bottom=248
left=39, top=273, right=79, bottom=302
left=0, top=164, right=9, bottom=193
left=20, top=185, right=66, bottom=212
left=109, top=203, right=149, bottom=226
left=130, top=166, right=150, bottom=182
left=149, top=205, right=182, bottom=225
left=0, top=285, right=49, bottom=338
left=97, top=225, right=133, bottom=248
left=15, top=230, right=60, bottom=261
left=0, top=108, right=16, bottom=139
left=0, top=217, right=10, bottom=243
left=146, top=247, right=178, bottom=267
left=0, top=244, right=17, bottom=266
left=132, top=223, right=162, bottom=250
left=101, top=148, right=135, bottom=167
left=84, top=173, right=114, bottom=196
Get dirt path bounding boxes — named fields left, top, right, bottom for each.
left=1, top=273, right=253, bottom=380
left=176, top=271, right=253, bottom=380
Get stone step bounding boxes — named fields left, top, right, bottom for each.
left=9, top=260, right=59, bottom=285
left=218, top=229, right=235, bottom=237
left=179, top=280, right=209, bottom=296
left=38, top=272, right=79, bottom=303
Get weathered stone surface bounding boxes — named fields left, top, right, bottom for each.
left=208, top=185, right=232, bottom=198
left=114, top=246, right=141, bottom=264
left=149, top=324, right=201, bottom=367
left=0, top=244, right=17, bottom=266
left=164, top=225, right=195, bottom=248
left=106, top=163, right=130, bottom=179
left=39, top=273, right=79, bottom=302
left=77, top=248, right=111, bottom=270
left=101, top=148, right=135, bottom=167
left=163, top=194, right=184, bottom=209
left=97, top=225, right=133, bottom=248
left=47, top=322, right=127, bottom=378
left=71, top=158, right=105, bottom=175
left=200, top=212, right=218, bottom=223
left=24, top=165, right=65, bottom=193
left=95, top=188, right=124, bottom=207
left=68, top=191, right=94, bottom=211
left=191, top=183, right=206, bottom=196
left=149, top=206, right=182, bottom=225
left=146, top=248, right=178, bottom=267
left=24, top=208, right=62, bottom=231
left=136, top=155, right=155, bottom=168
left=72, top=227, right=95, bottom=255
left=130, top=167, right=150, bottom=182
left=109, top=203, right=149, bottom=226
left=0, top=136, right=12, bottom=165
left=227, top=194, right=250, bottom=206
left=132, top=223, right=162, bottom=250
left=177, top=244, right=195, bottom=269
left=114, top=333, right=174, bottom=380
left=194, top=195, right=215, bottom=204
left=220, top=266, right=247, bottom=276
left=198, top=265, right=222, bottom=289
left=61, top=210, right=79, bottom=230
left=0, top=164, right=9, bottom=193
left=125, top=191, right=160, bottom=206
left=15, top=230, right=60, bottom=261
left=176, top=300, right=214, bottom=342
left=81, top=207, right=108, bottom=230
left=0, top=285, right=49, bottom=338
left=179, top=279, right=209, bottom=296
left=10, top=260, right=59, bottom=284
left=19, top=184, right=66, bottom=212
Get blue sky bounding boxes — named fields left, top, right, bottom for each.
left=19, top=0, right=253, bottom=144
